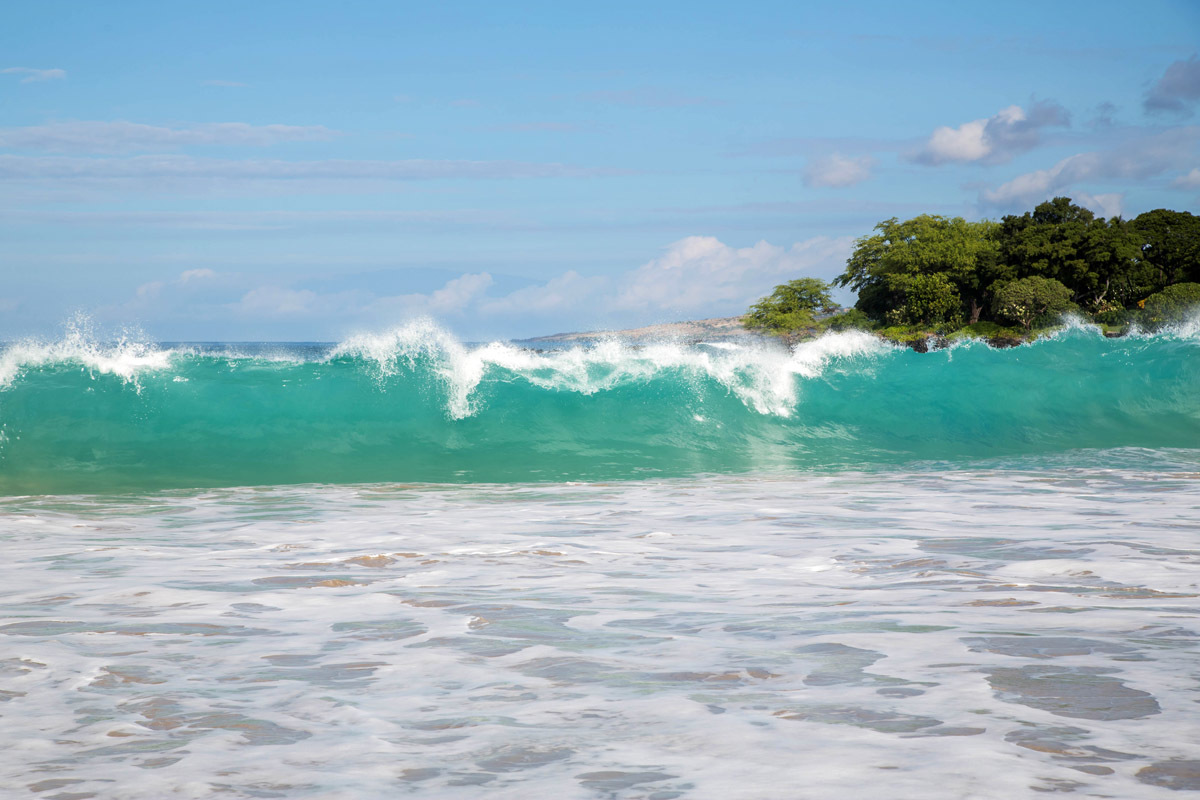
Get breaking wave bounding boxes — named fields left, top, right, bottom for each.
left=1, top=318, right=1198, bottom=494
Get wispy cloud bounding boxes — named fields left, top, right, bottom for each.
left=0, top=154, right=628, bottom=182
left=1089, top=102, right=1118, bottom=130
left=1172, top=167, right=1200, bottom=189
left=734, top=135, right=905, bottom=159
left=0, top=208, right=519, bottom=231
left=802, top=153, right=874, bottom=188
left=0, top=121, right=337, bottom=153
left=914, top=101, right=1070, bottom=165
left=1, top=66, right=66, bottom=83
left=980, top=127, right=1200, bottom=209
left=1144, top=55, right=1200, bottom=116
left=607, top=235, right=852, bottom=314
left=579, top=88, right=718, bottom=108
left=488, top=122, right=584, bottom=133
left=99, top=235, right=853, bottom=336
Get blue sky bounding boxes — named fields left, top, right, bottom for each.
left=2, top=0, right=1198, bottom=340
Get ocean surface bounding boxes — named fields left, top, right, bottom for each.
left=1, top=319, right=1199, bottom=798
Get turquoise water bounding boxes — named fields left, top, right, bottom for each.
left=2, top=319, right=1200, bottom=798
left=1, top=320, right=1198, bottom=494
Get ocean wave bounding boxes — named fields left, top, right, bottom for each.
left=2, top=316, right=1198, bottom=494
left=0, top=315, right=175, bottom=391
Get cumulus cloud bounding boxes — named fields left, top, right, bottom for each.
left=101, top=235, right=854, bottom=338
left=803, top=153, right=874, bottom=188
left=1144, top=56, right=1200, bottom=115
left=234, top=286, right=321, bottom=317
left=981, top=127, right=1200, bottom=210
left=915, top=101, right=1070, bottom=165
left=1172, top=167, right=1200, bottom=189
left=1072, top=192, right=1125, bottom=219
left=480, top=271, right=607, bottom=317
left=179, top=268, right=217, bottom=283
left=0, top=121, right=337, bottom=153
left=366, top=234, right=849, bottom=331
left=610, top=235, right=852, bottom=315
left=425, top=273, right=494, bottom=314
left=2, top=66, right=66, bottom=83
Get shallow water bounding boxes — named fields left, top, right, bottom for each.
left=3, top=460, right=1199, bottom=798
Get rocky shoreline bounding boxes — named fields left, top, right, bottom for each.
left=518, top=316, right=1123, bottom=352
left=518, top=316, right=759, bottom=345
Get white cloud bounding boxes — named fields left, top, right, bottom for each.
left=981, top=127, right=1200, bottom=210
left=480, top=271, right=608, bottom=317
left=1073, top=192, right=1125, bottom=219
left=234, top=286, right=321, bottom=317
left=0, top=209, right=515, bottom=230
left=0, top=154, right=623, bottom=182
left=610, top=235, right=852, bottom=314
left=2, top=67, right=66, bottom=83
left=1145, top=55, right=1200, bottom=115
left=1172, top=167, right=1200, bottom=189
left=178, top=268, right=217, bottom=283
left=99, top=235, right=854, bottom=339
left=357, top=235, right=849, bottom=331
left=803, top=153, right=874, bottom=188
left=915, top=101, right=1070, bottom=165
left=426, top=272, right=493, bottom=313
left=922, top=117, right=991, bottom=163
left=0, top=121, right=337, bottom=153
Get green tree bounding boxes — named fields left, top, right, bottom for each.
left=995, top=197, right=1139, bottom=309
left=821, top=307, right=873, bottom=331
left=1142, top=282, right=1200, bottom=328
left=884, top=272, right=962, bottom=326
left=835, top=215, right=998, bottom=324
left=743, top=278, right=836, bottom=334
left=1131, top=209, right=1200, bottom=292
left=992, top=276, right=1073, bottom=331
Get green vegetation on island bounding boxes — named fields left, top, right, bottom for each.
left=743, top=197, right=1200, bottom=346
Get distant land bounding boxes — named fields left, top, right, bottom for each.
left=517, top=316, right=763, bottom=345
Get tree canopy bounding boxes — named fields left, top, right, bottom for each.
left=1131, top=209, right=1200, bottom=291
left=992, top=276, right=1074, bottom=331
left=744, top=197, right=1200, bottom=340
left=994, top=196, right=1140, bottom=308
left=1143, top=282, right=1200, bottom=328
left=834, top=214, right=998, bottom=323
left=742, top=278, right=835, bottom=334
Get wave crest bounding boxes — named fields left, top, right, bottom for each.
left=330, top=320, right=892, bottom=418
left=0, top=316, right=173, bottom=391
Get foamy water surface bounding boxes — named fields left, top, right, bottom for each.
left=2, top=461, right=1199, bottom=798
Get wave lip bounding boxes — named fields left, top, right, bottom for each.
left=2, top=317, right=1199, bottom=495
left=0, top=316, right=174, bottom=391
left=329, top=319, right=894, bottom=418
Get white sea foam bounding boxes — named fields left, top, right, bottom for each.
left=333, top=319, right=894, bottom=418
left=0, top=315, right=174, bottom=391
left=1, top=463, right=1197, bottom=798
left=1160, top=307, right=1200, bottom=340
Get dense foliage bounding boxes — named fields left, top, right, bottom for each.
left=992, top=276, right=1074, bottom=331
left=746, top=198, right=1200, bottom=338
left=742, top=278, right=836, bottom=334
left=1143, top=282, right=1200, bottom=327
